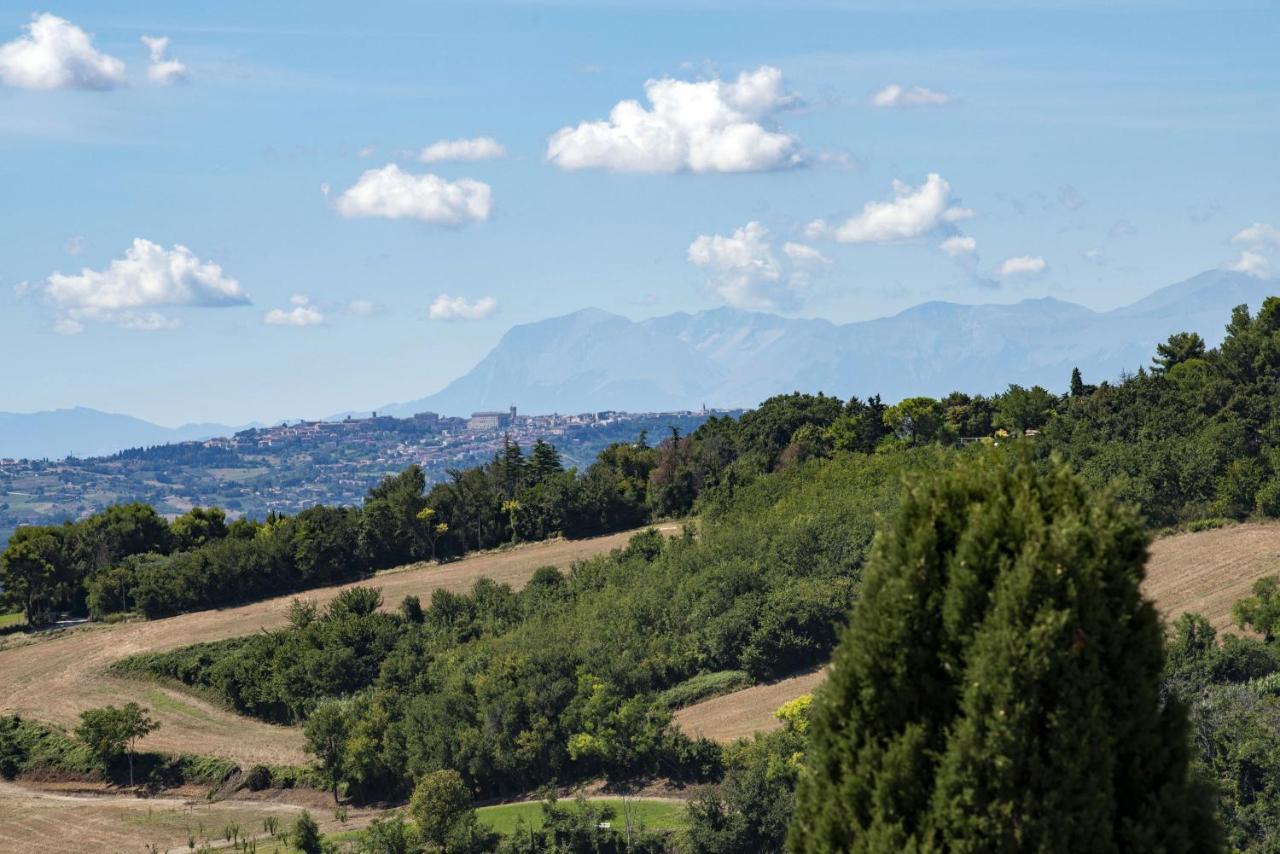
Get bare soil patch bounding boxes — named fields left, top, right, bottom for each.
left=0, top=525, right=673, bottom=767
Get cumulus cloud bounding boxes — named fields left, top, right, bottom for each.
left=336, top=165, right=492, bottom=226
left=1228, top=250, right=1272, bottom=279
left=833, top=174, right=971, bottom=244
left=429, top=294, right=497, bottom=321
left=1233, top=222, right=1280, bottom=247
left=265, top=294, right=324, bottom=327
left=0, top=13, right=126, bottom=90
left=871, top=84, right=951, bottom=108
left=546, top=65, right=800, bottom=173
left=688, top=222, right=786, bottom=310
left=419, top=136, right=506, bottom=163
left=998, top=255, right=1048, bottom=277
left=940, top=235, right=977, bottom=256
left=141, top=35, right=187, bottom=84
left=40, top=238, right=247, bottom=333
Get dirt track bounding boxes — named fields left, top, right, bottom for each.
left=675, top=522, right=1280, bottom=744
left=0, top=526, right=673, bottom=767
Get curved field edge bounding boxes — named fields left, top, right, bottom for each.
left=0, top=524, right=677, bottom=767
left=675, top=521, right=1280, bottom=743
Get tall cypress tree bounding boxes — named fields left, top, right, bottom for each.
left=789, top=450, right=1220, bottom=853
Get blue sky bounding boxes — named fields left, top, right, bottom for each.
left=1, top=0, right=1277, bottom=425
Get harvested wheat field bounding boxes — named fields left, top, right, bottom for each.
left=1144, top=522, right=1280, bottom=632
left=0, top=525, right=674, bottom=767
left=675, top=521, right=1280, bottom=744
left=0, top=780, right=375, bottom=854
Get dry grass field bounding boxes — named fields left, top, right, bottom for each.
left=0, top=525, right=675, bottom=767
left=0, top=780, right=376, bottom=854
left=675, top=521, right=1280, bottom=744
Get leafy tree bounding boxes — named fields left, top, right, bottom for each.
left=993, top=383, right=1057, bottom=433
left=1154, top=331, right=1207, bottom=373
left=409, top=769, right=474, bottom=848
left=1234, top=576, right=1280, bottom=642
left=292, top=810, right=322, bottom=854
left=790, top=450, right=1221, bottom=852
left=305, top=699, right=353, bottom=803
left=1071, top=366, right=1086, bottom=397
left=169, top=506, right=228, bottom=551
left=0, top=528, right=67, bottom=624
left=883, top=396, right=948, bottom=446
left=75, top=702, right=158, bottom=786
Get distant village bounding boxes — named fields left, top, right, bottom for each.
left=0, top=406, right=732, bottom=546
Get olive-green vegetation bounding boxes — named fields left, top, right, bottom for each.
left=114, top=446, right=943, bottom=803
left=789, top=451, right=1221, bottom=852
left=1164, top=581, right=1280, bottom=854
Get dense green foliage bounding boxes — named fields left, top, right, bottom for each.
left=1042, top=299, right=1280, bottom=527
left=790, top=451, right=1221, bottom=852
left=1165, top=606, right=1280, bottom=853
left=114, top=447, right=941, bottom=801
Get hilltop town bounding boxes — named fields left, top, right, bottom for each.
left=0, top=407, right=723, bottom=546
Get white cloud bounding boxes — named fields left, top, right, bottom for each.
left=689, top=221, right=801, bottom=311
left=998, top=255, right=1048, bottom=277
left=1082, top=248, right=1106, bottom=265
left=141, top=35, right=187, bottom=84
left=65, top=235, right=83, bottom=256
left=419, top=136, right=506, bottom=163
left=783, top=241, right=830, bottom=266
left=429, top=294, right=497, bottom=321
left=871, top=84, right=951, bottom=108
left=940, top=235, right=977, bottom=256
left=1233, top=222, right=1280, bottom=247
left=357, top=144, right=376, bottom=159
left=336, top=165, right=492, bottom=226
left=1228, top=250, right=1272, bottom=279
left=546, top=65, right=800, bottom=173
left=265, top=294, right=324, bottom=327
left=41, top=238, right=246, bottom=332
left=346, top=299, right=377, bottom=316
left=0, top=13, right=126, bottom=90
left=833, top=174, right=970, bottom=244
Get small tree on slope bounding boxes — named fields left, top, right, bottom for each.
left=789, top=450, right=1221, bottom=853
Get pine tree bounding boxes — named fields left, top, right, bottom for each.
left=789, top=450, right=1221, bottom=853
left=1070, top=366, right=1085, bottom=397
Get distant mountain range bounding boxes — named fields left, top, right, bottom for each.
left=381, top=269, right=1276, bottom=417
left=0, top=408, right=240, bottom=461
left=4, top=269, right=1274, bottom=460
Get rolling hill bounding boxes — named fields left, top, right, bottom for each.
left=0, top=407, right=238, bottom=461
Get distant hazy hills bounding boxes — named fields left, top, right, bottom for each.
left=5, top=269, right=1274, bottom=460
left=383, top=269, right=1276, bottom=417
left=0, top=408, right=237, bottom=461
